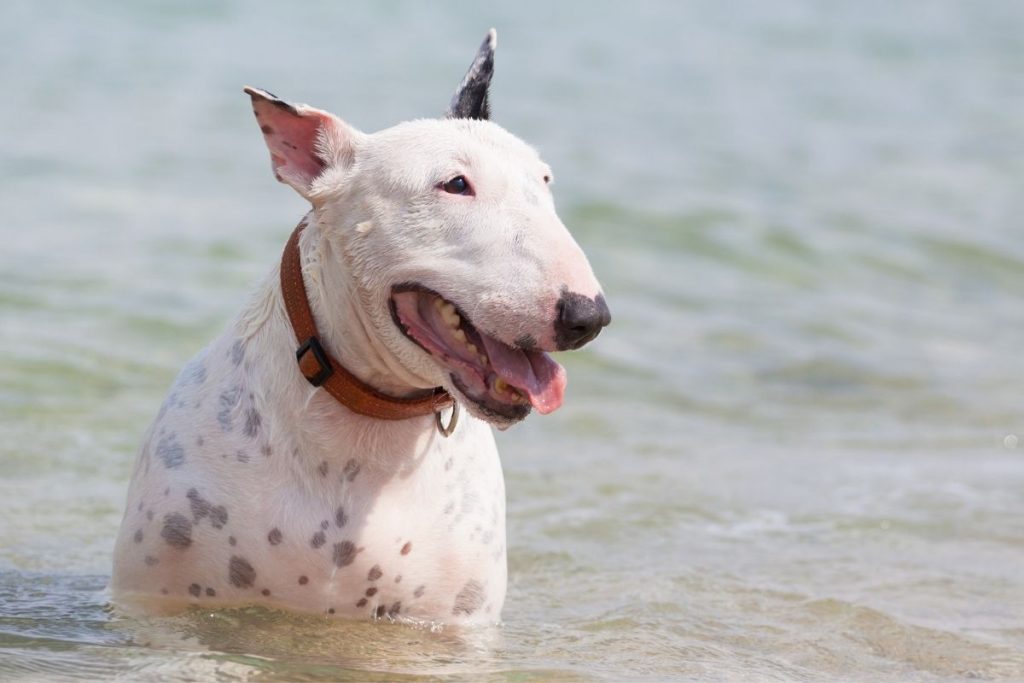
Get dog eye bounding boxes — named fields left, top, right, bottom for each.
left=441, top=176, right=470, bottom=195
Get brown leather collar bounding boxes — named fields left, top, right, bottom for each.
left=280, top=220, right=454, bottom=420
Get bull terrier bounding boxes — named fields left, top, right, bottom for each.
left=111, top=29, right=610, bottom=625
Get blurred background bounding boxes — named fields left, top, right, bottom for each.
left=1, top=1, right=1022, bottom=681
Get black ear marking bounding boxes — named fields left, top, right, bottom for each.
left=446, top=29, right=497, bottom=121
left=243, top=86, right=300, bottom=115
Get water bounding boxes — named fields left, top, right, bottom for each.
left=2, top=1, right=1023, bottom=680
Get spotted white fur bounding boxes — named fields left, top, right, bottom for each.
left=111, top=30, right=606, bottom=625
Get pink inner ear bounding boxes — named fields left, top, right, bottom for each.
left=253, top=101, right=330, bottom=188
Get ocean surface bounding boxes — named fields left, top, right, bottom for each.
left=2, top=1, right=1023, bottom=681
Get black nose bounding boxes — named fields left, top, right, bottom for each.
left=555, top=290, right=611, bottom=350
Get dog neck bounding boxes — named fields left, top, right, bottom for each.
left=229, top=214, right=448, bottom=471
left=295, top=213, right=441, bottom=399
left=279, top=218, right=452, bottom=423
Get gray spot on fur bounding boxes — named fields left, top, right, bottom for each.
left=229, top=555, right=256, bottom=588
left=311, top=531, right=326, bottom=549
left=161, top=512, right=192, bottom=549
left=243, top=407, right=261, bottom=439
left=217, top=387, right=242, bottom=431
left=133, top=529, right=143, bottom=543
left=333, top=541, right=357, bottom=567
left=188, top=583, right=201, bottom=597
left=187, top=488, right=228, bottom=529
left=335, top=506, right=347, bottom=528
left=230, top=339, right=245, bottom=366
left=210, top=505, right=227, bottom=529
left=236, top=450, right=250, bottom=463
left=367, top=565, right=382, bottom=581
left=144, top=555, right=159, bottom=566
left=187, top=488, right=210, bottom=521
left=342, top=459, right=360, bottom=482
left=414, top=585, right=426, bottom=598
left=206, top=587, right=216, bottom=597
left=452, top=580, right=485, bottom=616
left=317, top=461, right=328, bottom=477
left=155, top=433, right=185, bottom=469
left=268, top=528, right=282, bottom=545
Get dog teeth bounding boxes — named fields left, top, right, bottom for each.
left=493, top=378, right=526, bottom=402
left=431, top=296, right=485, bottom=362
left=436, top=300, right=461, bottom=329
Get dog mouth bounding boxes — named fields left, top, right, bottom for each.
left=389, top=285, right=566, bottom=422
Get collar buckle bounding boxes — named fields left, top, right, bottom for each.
left=296, top=336, right=333, bottom=387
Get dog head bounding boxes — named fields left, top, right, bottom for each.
left=245, top=30, right=609, bottom=428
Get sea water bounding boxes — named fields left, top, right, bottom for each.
left=1, top=1, right=1022, bottom=680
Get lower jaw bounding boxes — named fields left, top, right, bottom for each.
left=450, top=374, right=532, bottom=425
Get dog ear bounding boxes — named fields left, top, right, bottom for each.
left=244, top=86, right=356, bottom=199
left=445, top=29, right=496, bottom=120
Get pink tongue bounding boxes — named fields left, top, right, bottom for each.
left=479, top=335, right=567, bottom=414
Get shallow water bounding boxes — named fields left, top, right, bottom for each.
left=2, top=0, right=1024, bottom=680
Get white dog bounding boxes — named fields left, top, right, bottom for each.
left=112, top=30, right=609, bottom=624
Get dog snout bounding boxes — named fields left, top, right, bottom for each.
left=554, top=289, right=611, bottom=351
